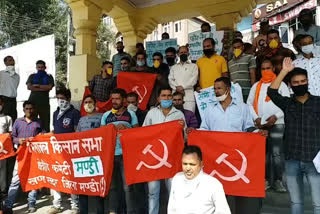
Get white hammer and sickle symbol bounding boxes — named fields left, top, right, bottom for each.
left=136, top=139, right=172, bottom=170
left=0, top=140, right=8, bottom=154
left=132, top=85, right=147, bottom=104
left=210, top=149, right=250, bottom=184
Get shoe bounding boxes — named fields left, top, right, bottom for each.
left=48, top=207, right=63, bottom=214
left=274, top=180, right=287, bottom=193
left=265, top=180, right=271, bottom=191
left=70, top=208, right=79, bottom=214
left=28, top=207, right=37, bottom=213
left=3, top=208, right=13, bottom=214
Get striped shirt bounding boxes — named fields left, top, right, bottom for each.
left=228, top=54, right=256, bottom=98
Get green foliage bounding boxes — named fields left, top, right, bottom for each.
left=96, top=18, right=116, bottom=61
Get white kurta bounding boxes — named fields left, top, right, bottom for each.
left=168, top=171, right=231, bottom=214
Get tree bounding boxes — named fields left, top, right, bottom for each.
left=96, top=17, right=116, bottom=61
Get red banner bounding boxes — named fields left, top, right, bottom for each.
left=117, top=72, right=157, bottom=110
left=0, top=134, right=15, bottom=160
left=120, top=121, right=184, bottom=185
left=17, top=125, right=117, bottom=197
left=188, top=131, right=266, bottom=197
left=80, top=87, right=113, bottom=116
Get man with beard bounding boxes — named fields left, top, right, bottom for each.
left=100, top=88, right=139, bottom=214
left=112, top=41, right=132, bottom=77
left=196, top=38, right=228, bottom=91
left=268, top=57, right=320, bottom=214
left=295, top=9, right=320, bottom=45
left=172, top=92, right=198, bottom=128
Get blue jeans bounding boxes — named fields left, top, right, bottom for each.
left=5, top=161, right=37, bottom=208
left=285, top=160, right=320, bottom=214
left=148, top=179, right=172, bottom=214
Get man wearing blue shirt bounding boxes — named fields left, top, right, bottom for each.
left=101, top=88, right=139, bottom=214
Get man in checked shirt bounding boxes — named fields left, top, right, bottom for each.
left=268, top=57, right=320, bottom=214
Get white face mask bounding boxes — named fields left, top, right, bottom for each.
left=6, top=66, right=15, bottom=76
left=301, top=44, right=314, bottom=54
left=84, top=103, right=95, bottom=113
left=216, top=90, right=229, bottom=102
left=127, top=104, right=138, bottom=112
left=58, top=99, right=70, bottom=111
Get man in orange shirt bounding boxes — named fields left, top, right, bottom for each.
left=196, top=38, right=228, bottom=90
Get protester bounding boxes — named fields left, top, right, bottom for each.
left=130, top=52, right=150, bottom=73
left=165, top=47, right=177, bottom=68
left=49, top=88, right=81, bottom=214
left=26, top=60, right=54, bottom=132
left=292, top=34, right=304, bottom=57
left=89, top=61, right=116, bottom=102
left=172, top=92, right=198, bottom=128
left=187, top=77, right=267, bottom=214
left=295, top=9, right=320, bottom=45
left=247, top=59, right=290, bottom=192
left=3, top=101, right=43, bottom=214
left=101, top=88, right=139, bottom=214
left=161, top=32, right=170, bottom=40
left=196, top=38, right=228, bottom=90
left=227, top=31, right=243, bottom=60
left=132, top=43, right=146, bottom=65
left=76, top=95, right=105, bottom=214
left=169, top=46, right=198, bottom=112
left=168, top=145, right=231, bottom=214
left=120, top=57, right=131, bottom=72
left=0, top=56, right=19, bottom=122
left=143, top=86, right=186, bottom=214
left=201, top=22, right=211, bottom=33
left=268, top=57, right=320, bottom=214
left=253, top=19, right=270, bottom=52
left=127, top=92, right=147, bottom=126
left=112, top=41, right=132, bottom=77
left=0, top=96, right=12, bottom=214
left=293, top=34, right=320, bottom=96
left=228, top=39, right=256, bottom=101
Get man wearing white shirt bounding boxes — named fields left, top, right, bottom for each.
left=0, top=56, right=20, bottom=122
left=247, top=59, right=290, bottom=192
left=168, top=145, right=231, bottom=214
left=293, top=34, right=320, bottom=96
left=169, top=46, right=198, bottom=112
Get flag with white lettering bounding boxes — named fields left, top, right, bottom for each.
left=120, top=121, right=184, bottom=185
left=188, top=130, right=266, bottom=197
left=17, top=125, right=117, bottom=197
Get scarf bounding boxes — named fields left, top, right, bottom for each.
left=254, top=70, right=276, bottom=114
left=33, top=70, right=49, bottom=85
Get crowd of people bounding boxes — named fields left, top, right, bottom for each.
left=0, top=7, right=319, bottom=214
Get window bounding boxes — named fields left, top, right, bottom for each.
left=163, top=23, right=170, bottom=33
left=175, top=21, right=182, bottom=32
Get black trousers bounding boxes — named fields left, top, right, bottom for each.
left=2, top=96, right=17, bottom=123
left=79, top=195, right=105, bottom=214
left=227, top=195, right=262, bottom=214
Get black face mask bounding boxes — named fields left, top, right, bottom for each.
left=291, top=84, right=308, bottom=96
left=180, top=54, right=188, bottom=62
left=203, top=48, right=214, bottom=57
left=166, top=57, right=175, bottom=66
left=174, top=104, right=184, bottom=110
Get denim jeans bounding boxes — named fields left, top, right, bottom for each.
left=285, top=160, right=320, bottom=214
left=148, top=178, right=172, bottom=214
left=52, top=190, right=79, bottom=209
left=5, top=161, right=37, bottom=208
left=79, top=195, right=105, bottom=214
left=108, top=155, right=136, bottom=213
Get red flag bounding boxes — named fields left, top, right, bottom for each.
left=0, top=133, right=15, bottom=160
left=17, top=125, right=117, bottom=197
left=120, top=121, right=184, bottom=185
left=117, top=72, right=157, bottom=110
left=80, top=87, right=112, bottom=116
left=188, top=130, right=266, bottom=197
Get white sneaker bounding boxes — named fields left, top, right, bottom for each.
left=265, top=180, right=271, bottom=191
left=274, top=180, right=287, bottom=193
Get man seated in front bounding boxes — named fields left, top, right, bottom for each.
left=168, top=145, right=231, bottom=214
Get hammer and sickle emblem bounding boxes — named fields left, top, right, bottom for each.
left=0, top=140, right=8, bottom=154
left=210, top=149, right=250, bottom=184
left=132, top=85, right=147, bottom=104
left=136, top=139, right=172, bottom=170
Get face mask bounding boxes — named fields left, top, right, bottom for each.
left=154, top=60, right=160, bottom=68
left=179, top=54, right=188, bottom=62
left=127, top=104, right=138, bottom=112
left=136, top=60, right=145, bottom=67
left=58, top=99, right=70, bottom=111
left=6, top=66, right=15, bottom=76
left=301, top=44, right=314, bottom=54
left=233, top=49, right=242, bottom=58
left=84, top=103, right=95, bottom=113
left=261, top=69, right=276, bottom=83
left=269, top=39, right=279, bottom=49
left=166, top=57, right=175, bottom=66
left=111, top=108, right=118, bottom=114
left=174, top=104, right=184, bottom=110
left=117, top=48, right=124, bottom=53
left=121, top=66, right=129, bottom=71
left=216, top=90, right=229, bottom=102
left=291, top=84, right=308, bottom=96
left=203, top=49, right=214, bottom=57
left=107, top=68, right=113, bottom=75
left=160, top=100, right=172, bottom=109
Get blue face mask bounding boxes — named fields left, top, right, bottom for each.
left=160, top=100, right=172, bottom=109
left=137, top=60, right=145, bottom=67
